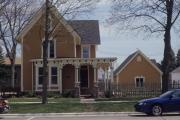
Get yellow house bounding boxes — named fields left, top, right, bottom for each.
left=114, top=50, right=162, bottom=90
left=17, top=4, right=117, bottom=97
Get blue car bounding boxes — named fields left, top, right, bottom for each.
left=135, top=89, right=180, bottom=116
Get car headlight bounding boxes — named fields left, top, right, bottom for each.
left=4, top=100, right=8, bottom=104
left=139, top=102, right=147, bottom=106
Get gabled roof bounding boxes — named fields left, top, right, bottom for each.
left=114, top=51, right=137, bottom=75
left=17, top=4, right=81, bottom=43
left=114, top=50, right=162, bottom=75
left=171, top=66, right=180, bottom=73
left=68, top=20, right=100, bottom=44
left=16, top=4, right=100, bottom=45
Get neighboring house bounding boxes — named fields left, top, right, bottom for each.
left=0, top=58, right=21, bottom=88
left=171, top=67, right=180, bottom=88
left=16, top=5, right=116, bottom=97
left=114, top=50, right=162, bottom=90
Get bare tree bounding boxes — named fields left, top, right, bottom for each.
left=0, top=0, right=9, bottom=13
left=0, top=0, right=38, bottom=88
left=41, top=0, right=99, bottom=104
left=176, top=49, right=180, bottom=67
left=108, top=0, right=180, bottom=92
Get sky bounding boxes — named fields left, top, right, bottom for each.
left=13, top=0, right=180, bottom=69
left=78, top=0, right=180, bottom=68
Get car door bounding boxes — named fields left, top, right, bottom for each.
left=162, top=90, right=180, bottom=112
left=170, top=90, right=180, bottom=111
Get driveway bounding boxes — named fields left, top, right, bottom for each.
left=0, top=113, right=180, bottom=120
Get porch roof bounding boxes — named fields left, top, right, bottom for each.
left=31, top=57, right=117, bottom=68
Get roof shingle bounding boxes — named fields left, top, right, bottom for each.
left=68, top=20, right=100, bottom=44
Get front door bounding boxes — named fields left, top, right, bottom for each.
left=80, top=66, right=89, bottom=95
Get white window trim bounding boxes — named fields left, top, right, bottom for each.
left=49, top=65, right=59, bottom=87
left=81, top=45, right=90, bottom=58
left=41, top=38, right=56, bottom=58
left=36, top=64, right=59, bottom=91
left=35, top=64, right=43, bottom=91
left=49, top=39, right=56, bottom=58
left=134, top=76, right=145, bottom=88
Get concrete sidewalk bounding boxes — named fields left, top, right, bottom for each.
left=0, top=112, right=140, bottom=117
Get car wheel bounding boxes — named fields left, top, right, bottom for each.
left=151, top=105, right=162, bottom=116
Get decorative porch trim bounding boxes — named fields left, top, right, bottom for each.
left=31, top=57, right=117, bottom=67
left=32, top=57, right=117, bottom=93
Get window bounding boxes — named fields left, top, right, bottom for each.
left=135, top=77, right=144, bottom=88
left=41, top=39, right=55, bottom=58
left=49, top=40, right=54, bottom=58
left=51, top=67, right=57, bottom=85
left=136, top=56, right=142, bottom=62
left=49, top=15, right=53, bottom=31
left=82, top=46, right=90, bottom=58
left=172, top=90, right=180, bottom=99
left=38, top=67, right=43, bottom=85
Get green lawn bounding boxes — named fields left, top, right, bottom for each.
left=9, top=98, right=80, bottom=103
left=8, top=98, right=136, bottom=113
left=9, top=102, right=135, bottom=113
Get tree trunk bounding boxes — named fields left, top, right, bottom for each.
left=162, top=0, right=174, bottom=93
left=42, top=0, right=50, bottom=104
left=162, top=28, right=172, bottom=92
left=10, top=51, right=16, bottom=88
left=10, top=61, right=15, bottom=88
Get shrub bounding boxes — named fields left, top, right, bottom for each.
left=104, top=90, right=113, bottom=98
left=62, top=89, right=75, bottom=98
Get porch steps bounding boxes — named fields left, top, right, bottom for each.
left=80, top=95, right=95, bottom=103
left=80, top=94, right=92, bottom=99
left=80, top=98, right=95, bottom=103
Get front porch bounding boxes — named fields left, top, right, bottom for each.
left=31, top=58, right=117, bottom=97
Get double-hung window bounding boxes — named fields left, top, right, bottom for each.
left=82, top=45, right=90, bottom=58
left=38, top=67, right=43, bottom=85
left=49, top=40, right=55, bottom=58
left=42, top=39, right=56, bottom=58
left=51, top=67, right=57, bottom=85
left=135, top=76, right=144, bottom=88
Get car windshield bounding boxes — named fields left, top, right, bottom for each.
left=159, top=90, right=174, bottom=98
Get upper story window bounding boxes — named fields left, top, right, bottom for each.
left=49, top=40, right=55, bottom=58
left=42, top=39, right=56, bottom=58
left=81, top=45, right=90, bottom=58
left=49, top=15, right=53, bottom=32
left=135, top=76, right=145, bottom=88
left=136, top=56, right=142, bottom=62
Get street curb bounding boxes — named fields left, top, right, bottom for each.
left=0, top=112, right=140, bottom=117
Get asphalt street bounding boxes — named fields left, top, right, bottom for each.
left=0, top=113, right=180, bottom=120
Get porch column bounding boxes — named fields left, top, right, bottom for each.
left=58, top=64, right=63, bottom=94
left=93, top=64, right=98, bottom=97
left=104, top=68, right=109, bottom=91
left=110, top=65, right=114, bottom=83
left=110, top=65, right=114, bottom=94
left=93, top=65, right=97, bottom=86
left=75, top=64, right=80, bottom=97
